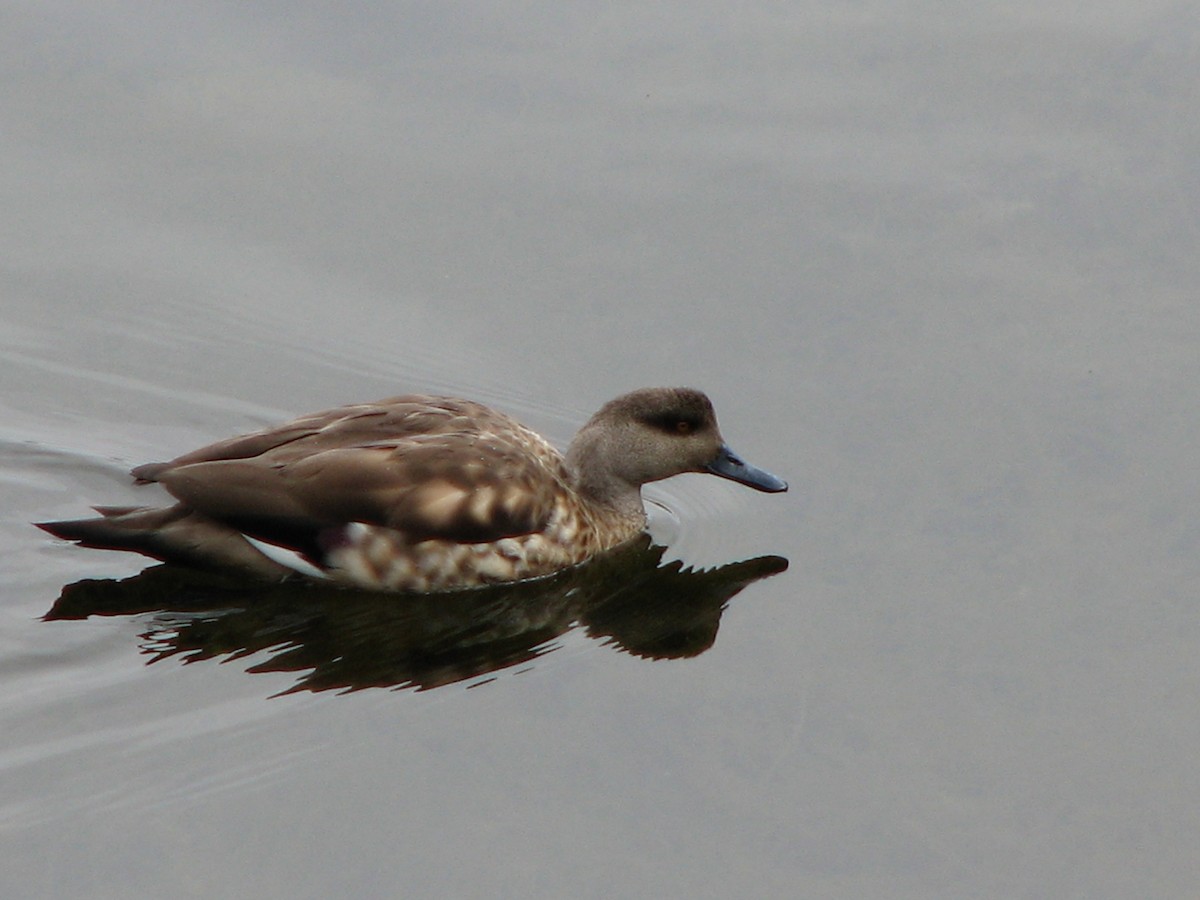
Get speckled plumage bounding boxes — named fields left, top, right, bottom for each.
left=39, top=388, right=787, bottom=592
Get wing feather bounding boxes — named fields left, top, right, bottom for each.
left=133, top=395, right=512, bottom=480
left=148, top=398, right=567, bottom=547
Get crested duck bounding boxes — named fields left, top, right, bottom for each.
left=39, top=387, right=787, bottom=592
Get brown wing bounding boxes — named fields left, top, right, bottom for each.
left=132, top=395, right=514, bottom=481
left=145, top=398, right=567, bottom=546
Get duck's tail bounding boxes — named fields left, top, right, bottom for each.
left=37, top=505, right=297, bottom=579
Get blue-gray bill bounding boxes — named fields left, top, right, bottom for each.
left=704, top=444, right=788, bottom=493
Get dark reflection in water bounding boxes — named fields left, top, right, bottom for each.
left=44, top=537, right=787, bottom=694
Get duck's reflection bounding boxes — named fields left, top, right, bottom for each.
left=45, top=537, right=787, bottom=693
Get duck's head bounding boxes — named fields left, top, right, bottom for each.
left=565, top=387, right=787, bottom=510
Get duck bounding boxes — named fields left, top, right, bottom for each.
left=38, top=387, right=787, bottom=592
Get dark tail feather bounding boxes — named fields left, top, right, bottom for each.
left=130, top=462, right=169, bottom=484
left=37, top=506, right=296, bottom=579
left=36, top=506, right=187, bottom=556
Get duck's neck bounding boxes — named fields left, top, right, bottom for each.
left=564, top=436, right=648, bottom=528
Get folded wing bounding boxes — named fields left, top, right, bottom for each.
left=135, top=397, right=566, bottom=551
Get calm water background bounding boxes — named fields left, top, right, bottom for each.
left=3, top=4, right=1199, bottom=898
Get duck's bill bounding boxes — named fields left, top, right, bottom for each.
left=705, top=444, right=788, bottom=493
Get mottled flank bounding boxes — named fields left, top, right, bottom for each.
left=39, top=388, right=786, bottom=592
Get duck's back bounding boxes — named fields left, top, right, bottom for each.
left=135, top=396, right=546, bottom=474
left=136, top=395, right=574, bottom=549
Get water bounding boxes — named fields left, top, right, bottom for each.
left=4, top=4, right=1199, bottom=898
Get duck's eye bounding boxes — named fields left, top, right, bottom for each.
left=643, top=412, right=703, bottom=435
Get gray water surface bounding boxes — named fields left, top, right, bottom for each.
left=3, top=4, right=1199, bottom=898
